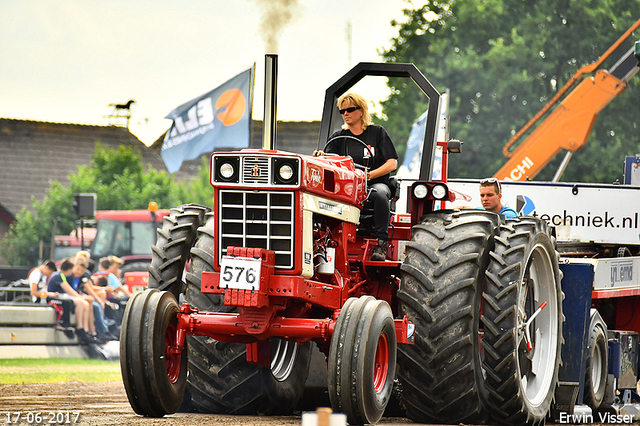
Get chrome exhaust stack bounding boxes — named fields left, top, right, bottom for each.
left=263, top=54, right=278, bottom=150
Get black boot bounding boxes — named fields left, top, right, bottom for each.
left=97, top=331, right=118, bottom=342
left=75, top=329, right=93, bottom=344
left=371, top=239, right=388, bottom=261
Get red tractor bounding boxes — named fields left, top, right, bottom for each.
left=89, top=205, right=170, bottom=273
left=52, top=227, right=96, bottom=263
left=120, top=61, right=563, bottom=425
left=88, top=205, right=171, bottom=293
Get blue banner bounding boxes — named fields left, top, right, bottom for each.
left=396, top=110, right=428, bottom=179
left=161, top=67, right=253, bottom=173
left=396, top=92, right=449, bottom=180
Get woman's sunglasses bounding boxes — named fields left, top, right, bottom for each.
left=339, top=106, right=361, bottom=115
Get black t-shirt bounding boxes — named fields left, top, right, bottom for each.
left=73, top=272, right=94, bottom=295
left=327, top=125, right=398, bottom=185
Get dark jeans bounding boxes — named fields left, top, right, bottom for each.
left=366, top=182, right=392, bottom=242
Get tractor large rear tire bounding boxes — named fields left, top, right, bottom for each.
left=147, top=204, right=209, bottom=299
left=397, top=209, right=500, bottom=424
left=481, top=217, right=564, bottom=425
left=184, top=212, right=312, bottom=414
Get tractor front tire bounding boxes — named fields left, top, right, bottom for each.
left=120, top=289, right=187, bottom=417
left=397, top=209, right=500, bottom=424
left=328, top=296, right=397, bottom=425
left=481, top=217, right=564, bottom=425
left=184, top=212, right=312, bottom=414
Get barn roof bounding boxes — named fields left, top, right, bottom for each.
left=0, top=118, right=169, bottom=218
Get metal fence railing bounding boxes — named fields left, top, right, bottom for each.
left=0, top=282, right=33, bottom=304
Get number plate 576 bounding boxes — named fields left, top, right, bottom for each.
left=219, top=256, right=262, bottom=290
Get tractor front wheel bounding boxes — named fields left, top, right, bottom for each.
left=120, top=289, right=187, bottom=417
left=328, top=296, right=397, bottom=425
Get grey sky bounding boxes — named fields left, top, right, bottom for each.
left=0, top=0, right=408, bottom=145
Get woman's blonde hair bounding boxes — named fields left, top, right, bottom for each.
left=338, top=92, right=372, bottom=130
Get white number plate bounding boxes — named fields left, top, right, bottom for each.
left=219, top=256, right=262, bottom=290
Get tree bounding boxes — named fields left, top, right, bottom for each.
left=2, top=143, right=181, bottom=266
left=174, top=157, right=216, bottom=206
left=380, top=0, right=640, bottom=181
left=72, top=143, right=180, bottom=210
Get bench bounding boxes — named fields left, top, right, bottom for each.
left=0, top=302, right=78, bottom=345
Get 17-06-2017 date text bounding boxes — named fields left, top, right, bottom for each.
left=4, top=412, right=81, bottom=425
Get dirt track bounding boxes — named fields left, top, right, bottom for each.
left=0, top=381, right=414, bottom=426
left=1, top=381, right=617, bottom=425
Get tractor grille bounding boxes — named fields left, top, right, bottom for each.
left=243, top=157, right=270, bottom=185
left=219, top=190, right=294, bottom=269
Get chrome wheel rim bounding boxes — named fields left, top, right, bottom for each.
left=271, top=340, right=298, bottom=382
left=516, top=243, right=558, bottom=407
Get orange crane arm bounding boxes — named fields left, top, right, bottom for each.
left=494, top=18, right=640, bottom=181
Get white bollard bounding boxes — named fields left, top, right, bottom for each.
left=301, top=407, right=347, bottom=426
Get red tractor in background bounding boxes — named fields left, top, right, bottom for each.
left=120, top=60, right=563, bottom=425
left=90, top=205, right=170, bottom=271
left=89, top=204, right=170, bottom=292
left=52, top=227, right=96, bottom=263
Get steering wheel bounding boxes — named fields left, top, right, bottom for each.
left=322, top=135, right=374, bottom=171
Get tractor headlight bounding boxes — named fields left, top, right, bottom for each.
left=213, top=156, right=240, bottom=183
left=413, top=184, right=428, bottom=199
left=272, top=157, right=299, bottom=185
left=432, top=184, right=447, bottom=200
left=278, top=164, right=294, bottom=181
left=220, top=162, right=235, bottom=179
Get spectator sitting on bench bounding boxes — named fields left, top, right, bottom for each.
left=92, top=256, right=129, bottom=338
left=29, top=260, right=58, bottom=303
left=68, top=259, right=117, bottom=343
left=92, top=256, right=130, bottom=298
left=47, top=259, right=96, bottom=344
left=73, top=250, right=96, bottom=272
left=105, top=256, right=131, bottom=298
left=93, top=275, right=123, bottom=326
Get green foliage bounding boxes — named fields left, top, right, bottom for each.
left=70, top=144, right=180, bottom=210
left=1, top=143, right=183, bottom=266
left=174, top=156, right=215, bottom=206
left=381, top=0, right=640, bottom=181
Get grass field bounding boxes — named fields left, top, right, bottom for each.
left=0, top=358, right=122, bottom=384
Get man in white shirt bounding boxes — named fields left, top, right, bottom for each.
left=29, top=260, right=57, bottom=302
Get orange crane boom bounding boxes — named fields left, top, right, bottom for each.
left=494, top=18, right=640, bottom=181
